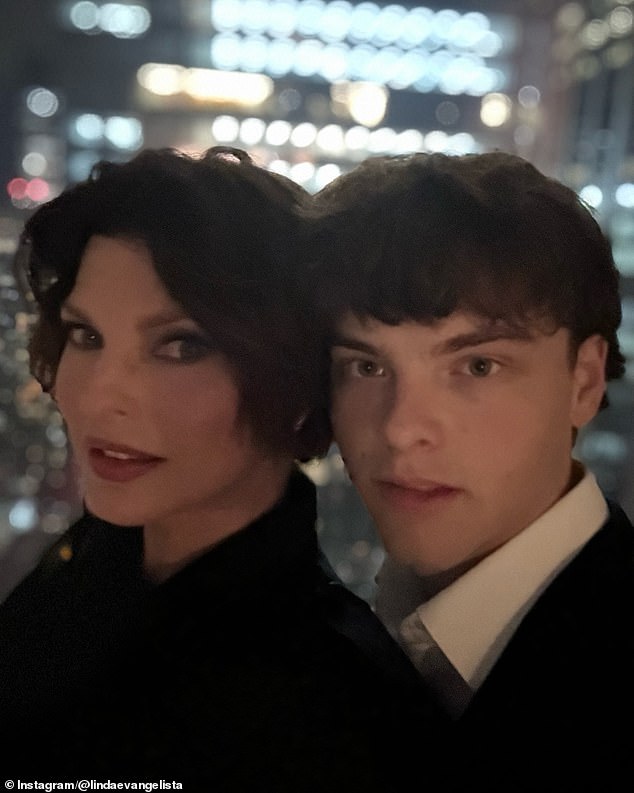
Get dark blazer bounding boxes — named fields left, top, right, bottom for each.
left=447, top=501, right=634, bottom=793
left=0, top=470, right=444, bottom=791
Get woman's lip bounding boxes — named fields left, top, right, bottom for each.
left=86, top=437, right=161, bottom=461
left=88, top=448, right=164, bottom=483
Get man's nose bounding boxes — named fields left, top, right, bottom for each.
left=381, top=376, right=444, bottom=452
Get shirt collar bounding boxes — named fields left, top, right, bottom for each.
left=378, top=466, right=608, bottom=689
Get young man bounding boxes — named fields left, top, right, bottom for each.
left=309, top=151, right=633, bottom=791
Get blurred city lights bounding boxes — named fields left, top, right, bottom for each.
left=480, top=92, right=512, bottom=127
left=518, top=84, right=541, bottom=108
left=69, top=0, right=100, bottom=30
left=370, top=126, right=400, bottom=152
left=344, top=124, right=371, bottom=150
left=581, top=19, right=610, bottom=50
left=69, top=113, right=143, bottom=151
left=100, top=3, right=151, bottom=37
left=24, top=179, right=50, bottom=202
left=290, top=122, right=318, bottom=147
left=556, top=2, right=585, bottom=32
left=136, top=63, right=185, bottom=96
left=138, top=63, right=274, bottom=108
left=239, top=117, right=267, bottom=146
left=67, top=151, right=102, bottom=182
left=608, top=6, right=633, bottom=37
left=211, top=115, right=241, bottom=142
left=209, top=1, right=513, bottom=95
left=289, top=161, right=316, bottom=184
left=186, top=68, right=273, bottom=105
left=579, top=184, right=603, bottom=208
left=8, top=499, right=38, bottom=533
left=330, top=80, right=382, bottom=125
left=73, top=113, right=105, bottom=143
left=344, top=82, right=388, bottom=126
left=514, top=124, right=536, bottom=147
left=6, top=177, right=50, bottom=207
left=265, top=119, right=293, bottom=146
left=616, top=183, right=634, bottom=209
left=314, top=163, right=342, bottom=189
left=21, top=152, right=48, bottom=177
left=104, top=116, right=144, bottom=149
left=205, top=112, right=479, bottom=162
left=26, top=88, right=59, bottom=118
left=6, top=179, right=28, bottom=200
left=316, top=123, right=346, bottom=153
left=424, top=130, right=449, bottom=151
left=68, top=2, right=151, bottom=38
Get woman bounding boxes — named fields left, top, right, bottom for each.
left=0, top=147, right=444, bottom=790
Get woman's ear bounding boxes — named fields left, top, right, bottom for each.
left=570, top=334, right=608, bottom=429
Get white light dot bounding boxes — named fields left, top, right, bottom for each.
left=290, top=122, right=318, bottom=147
left=22, top=152, right=48, bottom=177
left=26, top=88, right=59, bottom=118
left=212, top=115, right=240, bottom=142
left=265, top=119, right=292, bottom=146
left=579, top=184, right=603, bottom=208
left=615, top=183, right=634, bottom=208
left=9, top=499, right=38, bottom=532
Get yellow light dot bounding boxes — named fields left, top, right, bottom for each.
left=58, top=544, right=73, bottom=562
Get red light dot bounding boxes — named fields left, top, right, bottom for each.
left=7, top=178, right=28, bottom=199
left=26, top=178, right=50, bottom=202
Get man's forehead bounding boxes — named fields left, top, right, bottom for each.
left=333, top=310, right=537, bottom=340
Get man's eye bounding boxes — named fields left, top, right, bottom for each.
left=354, top=359, right=385, bottom=377
left=467, top=357, right=498, bottom=377
left=156, top=335, right=211, bottom=362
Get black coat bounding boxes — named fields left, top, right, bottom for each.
left=0, top=471, right=445, bottom=791
left=446, top=502, right=634, bottom=793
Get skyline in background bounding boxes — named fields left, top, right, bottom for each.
left=0, top=0, right=632, bottom=601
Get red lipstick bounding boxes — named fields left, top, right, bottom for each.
left=86, top=439, right=164, bottom=484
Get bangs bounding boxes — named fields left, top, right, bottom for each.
left=326, top=215, right=567, bottom=334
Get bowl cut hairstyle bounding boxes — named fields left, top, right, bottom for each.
left=17, top=146, right=330, bottom=461
left=308, top=151, right=625, bottom=407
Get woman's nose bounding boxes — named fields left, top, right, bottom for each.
left=81, top=352, right=141, bottom=418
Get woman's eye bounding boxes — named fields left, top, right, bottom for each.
left=63, top=323, right=101, bottom=350
left=156, top=335, right=211, bottom=362
left=466, top=357, right=498, bottom=377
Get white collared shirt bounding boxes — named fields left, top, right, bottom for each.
left=376, top=466, right=609, bottom=691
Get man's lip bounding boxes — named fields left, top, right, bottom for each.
left=377, top=477, right=458, bottom=493
left=85, top=437, right=163, bottom=462
left=374, top=478, right=462, bottom=508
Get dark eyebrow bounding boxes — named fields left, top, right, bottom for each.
left=60, top=301, right=192, bottom=330
left=331, top=323, right=534, bottom=358
left=436, top=324, right=534, bottom=354
left=330, top=335, right=380, bottom=356
left=59, top=302, right=89, bottom=322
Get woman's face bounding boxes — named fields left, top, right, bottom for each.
left=55, top=235, right=291, bottom=553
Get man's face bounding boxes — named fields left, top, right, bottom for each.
left=330, top=311, right=607, bottom=575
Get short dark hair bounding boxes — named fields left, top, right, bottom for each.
left=308, top=151, right=625, bottom=406
left=17, top=146, right=330, bottom=460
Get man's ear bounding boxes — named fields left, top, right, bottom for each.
left=570, top=334, right=608, bottom=429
